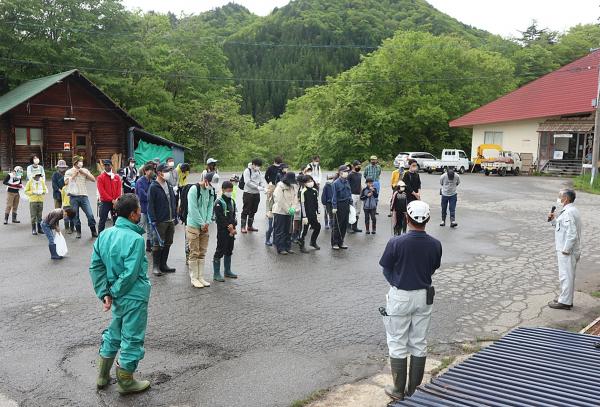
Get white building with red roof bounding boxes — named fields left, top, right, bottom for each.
left=450, top=50, right=600, bottom=173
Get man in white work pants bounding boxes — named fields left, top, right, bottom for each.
left=548, top=188, right=582, bottom=310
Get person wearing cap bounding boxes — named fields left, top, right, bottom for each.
left=135, top=164, right=156, bottom=252
left=212, top=181, right=238, bottom=281
left=331, top=165, right=352, bottom=250
left=402, top=159, right=421, bottom=204
left=241, top=158, right=266, bottom=233
left=52, top=160, right=69, bottom=209
left=147, top=163, right=178, bottom=275
left=89, top=193, right=152, bottom=395
left=25, top=171, right=48, bottom=235
left=230, top=175, right=240, bottom=201
left=122, top=157, right=138, bottom=194
left=204, top=158, right=219, bottom=175
left=265, top=156, right=284, bottom=185
left=65, top=155, right=98, bottom=238
left=348, top=160, right=363, bottom=233
left=361, top=177, right=379, bottom=234
left=379, top=200, right=442, bottom=401
left=3, top=166, right=24, bottom=225
left=321, top=173, right=336, bottom=229
left=163, top=157, right=179, bottom=190
left=548, top=189, right=582, bottom=310
left=275, top=163, right=289, bottom=184
left=363, top=155, right=382, bottom=195
left=176, top=163, right=191, bottom=190
left=186, top=171, right=217, bottom=288
left=272, top=172, right=299, bottom=255
left=391, top=181, right=408, bottom=235
left=26, top=154, right=45, bottom=181
left=97, top=159, right=123, bottom=234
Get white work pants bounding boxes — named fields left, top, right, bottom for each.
left=557, top=251, right=578, bottom=306
left=351, top=194, right=362, bottom=214
left=383, top=287, right=432, bottom=359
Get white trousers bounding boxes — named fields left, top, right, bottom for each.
left=383, top=287, right=432, bottom=359
left=557, top=251, right=578, bottom=306
left=351, top=194, right=362, bottom=214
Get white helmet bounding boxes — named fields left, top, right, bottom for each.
left=407, top=200, right=430, bottom=223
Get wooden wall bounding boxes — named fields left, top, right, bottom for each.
left=0, top=75, right=133, bottom=170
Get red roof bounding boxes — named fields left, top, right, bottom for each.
left=450, top=50, right=600, bottom=127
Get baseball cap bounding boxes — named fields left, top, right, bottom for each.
left=206, top=158, right=219, bottom=165
left=370, top=155, right=378, bottom=160
left=103, top=159, right=112, bottom=166
left=338, top=165, right=350, bottom=172
left=156, top=163, right=172, bottom=172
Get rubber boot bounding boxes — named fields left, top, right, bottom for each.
left=115, top=364, right=150, bottom=394
left=197, top=262, right=210, bottom=287
left=12, top=213, right=20, bottom=224
left=49, top=244, right=63, bottom=260
left=37, top=222, right=43, bottom=235
left=90, top=225, right=98, bottom=238
left=96, top=356, right=115, bottom=389
left=406, top=356, right=426, bottom=397
left=32, top=223, right=38, bottom=235
left=3, top=214, right=8, bottom=225
left=160, top=246, right=176, bottom=273
left=213, top=259, right=225, bottom=282
left=145, top=240, right=152, bottom=252
left=152, top=248, right=163, bottom=276
left=189, top=260, right=204, bottom=287
left=224, top=255, right=237, bottom=279
left=385, top=357, right=407, bottom=400
left=372, top=224, right=376, bottom=235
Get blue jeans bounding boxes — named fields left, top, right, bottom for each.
left=69, top=195, right=96, bottom=228
left=265, top=217, right=274, bottom=242
left=139, top=213, right=154, bottom=243
left=441, top=194, right=457, bottom=221
left=41, top=222, right=55, bottom=245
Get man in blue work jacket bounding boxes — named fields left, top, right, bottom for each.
left=331, top=165, right=352, bottom=250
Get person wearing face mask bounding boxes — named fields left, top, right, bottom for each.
left=360, top=177, right=379, bottom=234
left=240, top=158, right=266, bottom=233
left=25, top=172, right=48, bottom=235
left=402, top=159, right=422, bottom=204
left=147, top=163, right=178, bottom=275
left=348, top=160, right=363, bottom=233
left=547, top=189, right=582, bottom=310
left=391, top=181, right=408, bottom=235
left=185, top=171, right=217, bottom=288
left=89, top=193, right=152, bottom=395
left=272, top=172, right=299, bottom=255
left=3, top=166, right=23, bottom=225
left=390, top=165, right=403, bottom=217
left=122, top=158, right=138, bottom=194
left=27, top=154, right=45, bottom=181
left=163, top=157, right=179, bottom=190
left=135, top=164, right=156, bottom=252
left=212, top=181, right=238, bottom=281
left=52, top=160, right=69, bottom=209
left=299, top=175, right=321, bottom=252
left=321, top=173, right=336, bottom=229
left=439, top=167, right=460, bottom=228
left=97, top=160, right=123, bottom=234
left=265, top=156, right=284, bottom=185
left=275, top=163, right=289, bottom=184
left=65, top=155, right=97, bottom=238
left=331, top=165, right=352, bottom=250
left=306, top=155, right=323, bottom=190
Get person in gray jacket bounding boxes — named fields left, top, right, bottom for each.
left=439, top=167, right=460, bottom=228
left=548, top=189, right=582, bottom=310
left=241, top=158, right=266, bottom=233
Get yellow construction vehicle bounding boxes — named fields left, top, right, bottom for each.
left=471, top=144, right=502, bottom=172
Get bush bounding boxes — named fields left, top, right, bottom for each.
left=573, top=173, right=600, bottom=194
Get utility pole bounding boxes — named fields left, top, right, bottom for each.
left=592, top=51, right=600, bottom=186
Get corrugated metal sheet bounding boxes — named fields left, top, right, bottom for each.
left=449, top=50, right=600, bottom=127
left=393, top=327, right=600, bottom=407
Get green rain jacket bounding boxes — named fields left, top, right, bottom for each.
left=186, top=184, right=216, bottom=229
left=89, top=217, right=151, bottom=303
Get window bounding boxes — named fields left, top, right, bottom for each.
left=76, top=135, right=86, bottom=148
left=484, top=131, right=503, bottom=145
left=15, top=127, right=43, bottom=146
left=459, top=151, right=467, bottom=159
left=424, top=153, right=435, bottom=159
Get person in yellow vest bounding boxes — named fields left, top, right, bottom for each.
left=61, top=185, right=74, bottom=234
left=389, top=165, right=403, bottom=217
left=25, top=171, right=48, bottom=235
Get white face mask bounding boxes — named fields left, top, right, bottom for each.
left=306, top=181, right=315, bottom=188
left=129, top=162, right=135, bottom=167
left=33, top=159, right=40, bottom=165
left=556, top=198, right=563, bottom=206
left=341, top=172, right=349, bottom=179
left=168, top=161, right=174, bottom=168
left=77, top=162, right=84, bottom=169
left=223, top=191, right=232, bottom=198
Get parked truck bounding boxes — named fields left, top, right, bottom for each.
left=423, top=149, right=470, bottom=174
left=471, top=144, right=502, bottom=172
left=482, top=151, right=522, bottom=176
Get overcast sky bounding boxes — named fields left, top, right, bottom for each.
left=122, top=0, right=598, bottom=38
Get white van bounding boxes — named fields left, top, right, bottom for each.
left=423, top=149, right=470, bottom=174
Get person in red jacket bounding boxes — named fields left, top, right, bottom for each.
left=97, top=159, right=122, bottom=233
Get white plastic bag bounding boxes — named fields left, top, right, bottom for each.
left=55, top=232, right=68, bottom=257
left=348, top=204, right=357, bottom=225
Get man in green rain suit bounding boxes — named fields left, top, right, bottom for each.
left=89, top=193, right=152, bottom=394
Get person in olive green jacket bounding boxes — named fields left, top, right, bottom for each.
left=89, top=193, right=152, bottom=395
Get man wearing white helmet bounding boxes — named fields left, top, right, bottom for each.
left=379, top=200, right=442, bottom=401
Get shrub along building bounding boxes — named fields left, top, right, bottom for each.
left=450, top=50, right=600, bottom=175
left=0, top=69, right=184, bottom=172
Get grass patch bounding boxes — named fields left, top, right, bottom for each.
left=429, top=356, right=456, bottom=377
left=590, top=291, right=600, bottom=298
left=573, top=173, right=600, bottom=194
left=289, top=389, right=329, bottom=407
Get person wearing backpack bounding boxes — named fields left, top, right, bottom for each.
left=212, top=181, right=238, bottom=282
left=186, top=172, right=216, bottom=288
left=240, top=158, right=266, bottom=233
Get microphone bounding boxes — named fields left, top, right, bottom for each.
left=547, top=205, right=556, bottom=222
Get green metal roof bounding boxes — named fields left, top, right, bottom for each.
left=0, top=69, right=77, bottom=116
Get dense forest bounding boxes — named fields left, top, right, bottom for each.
left=1, top=0, right=599, bottom=168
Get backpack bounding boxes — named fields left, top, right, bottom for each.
left=178, top=184, right=194, bottom=222
left=239, top=168, right=251, bottom=190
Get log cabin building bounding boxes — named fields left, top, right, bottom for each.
left=0, top=69, right=184, bottom=171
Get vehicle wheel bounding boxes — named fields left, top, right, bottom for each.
left=427, top=169, right=432, bottom=174
left=484, top=170, right=490, bottom=176
left=459, top=166, right=465, bottom=174
left=514, top=167, right=520, bottom=176
left=499, top=168, right=506, bottom=177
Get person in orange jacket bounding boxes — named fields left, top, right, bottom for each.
left=97, top=159, right=122, bottom=233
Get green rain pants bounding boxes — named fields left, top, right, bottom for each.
left=99, top=299, right=148, bottom=372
